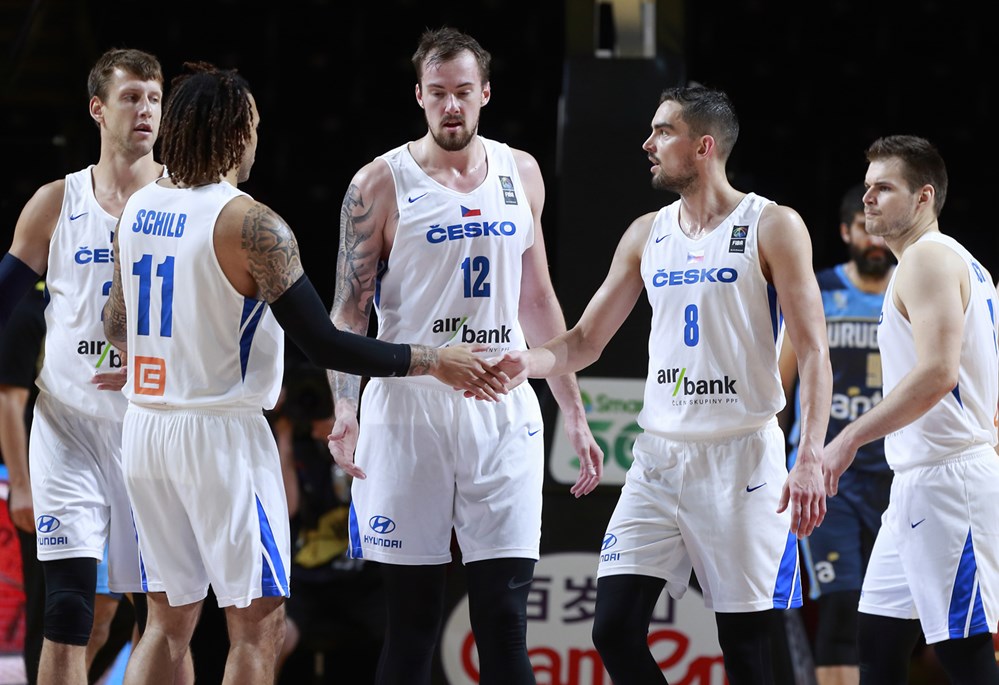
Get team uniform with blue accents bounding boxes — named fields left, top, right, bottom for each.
left=858, top=232, right=999, bottom=644
left=29, top=166, right=142, bottom=593
left=348, top=138, right=544, bottom=565
left=117, top=179, right=290, bottom=608
left=789, top=264, right=891, bottom=599
left=598, top=193, right=803, bottom=612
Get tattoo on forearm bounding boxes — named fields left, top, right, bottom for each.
left=243, top=203, right=304, bottom=302
left=334, top=184, right=379, bottom=327
left=103, top=230, right=128, bottom=350
left=407, top=345, right=438, bottom=376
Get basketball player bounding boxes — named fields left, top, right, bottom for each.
left=779, top=184, right=894, bottom=685
left=327, top=27, right=603, bottom=685
left=0, top=48, right=192, bottom=685
left=824, top=136, right=999, bottom=685
left=102, top=62, right=503, bottom=685
left=496, top=85, right=832, bottom=684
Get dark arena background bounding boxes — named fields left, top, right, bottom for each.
left=0, top=1, right=995, bottom=684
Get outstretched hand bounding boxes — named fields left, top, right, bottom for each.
left=92, top=353, right=128, bottom=391
left=430, top=344, right=507, bottom=401
left=823, top=433, right=857, bottom=497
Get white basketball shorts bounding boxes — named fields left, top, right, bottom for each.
left=121, top=405, right=290, bottom=608
left=348, top=378, right=544, bottom=565
left=598, top=421, right=802, bottom=613
left=859, top=446, right=999, bottom=643
left=29, top=391, right=142, bottom=593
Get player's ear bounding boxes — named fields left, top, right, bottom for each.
left=89, top=96, right=104, bottom=126
left=481, top=81, right=491, bottom=107
left=415, top=83, right=424, bottom=109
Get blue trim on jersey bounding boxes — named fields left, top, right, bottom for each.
left=773, top=531, right=802, bottom=608
left=949, top=529, right=988, bottom=638
left=132, top=508, right=149, bottom=592
left=767, top=284, right=781, bottom=343
left=951, top=384, right=963, bottom=408
left=348, top=501, right=363, bottom=559
left=239, top=299, right=266, bottom=381
left=256, top=495, right=289, bottom=597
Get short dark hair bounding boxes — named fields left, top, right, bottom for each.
left=658, top=86, right=739, bottom=160
left=839, top=183, right=866, bottom=226
left=87, top=48, right=162, bottom=101
left=866, top=135, right=948, bottom=217
left=412, top=27, right=491, bottom=85
left=160, top=62, right=253, bottom=187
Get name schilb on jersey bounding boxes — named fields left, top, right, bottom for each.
left=426, top=220, right=517, bottom=244
left=131, top=209, right=187, bottom=238
left=651, top=267, right=738, bottom=287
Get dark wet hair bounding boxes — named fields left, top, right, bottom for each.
left=412, top=27, right=491, bottom=85
left=659, top=85, right=739, bottom=160
left=866, top=135, right=948, bottom=216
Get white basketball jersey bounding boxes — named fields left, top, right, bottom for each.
left=374, top=137, right=533, bottom=384
left=117, top=181, right=283, bottom=410
left=36, top=166, right=128, bottom=419
left=879, top=233, right=998, bottom=468
left=639, top=193, right=785, bottom=438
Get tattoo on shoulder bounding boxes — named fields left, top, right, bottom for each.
left=407, top=344, right=438, bottom=377
left=334, top=183, right=380, bottom=328
left=242, top=202, right=304, bottom=302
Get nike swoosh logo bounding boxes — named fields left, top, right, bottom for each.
left=407, top=193, right=428, bottom=203
left=69, top=212, right=88, bottom=221
left=655, top=233, right=671, bottom=243
left=527, top=429, right=541, bottom=437
left=508, top=577, right=533, bottom=590
left=746, top=482, right=767, bottom=492
left=911, top=518, right=926, bottom=528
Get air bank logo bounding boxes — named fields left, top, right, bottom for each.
left=659, top=367, right=738, bottom=401
left=431, top=315, right=513, bottom=347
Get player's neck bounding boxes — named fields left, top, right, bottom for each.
left=91, top=151, right=163, bottom=216
left=886, top=217, right=940, bottom=260
left=411, top=134, right=487, bottom=191
left=677, top=183, right=744, bottom=239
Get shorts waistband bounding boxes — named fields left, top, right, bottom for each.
left=126, top=402, right=264, bottom=418
left=891, top=444, right=998, bottom=472
left=641, top=416, right=780, bottom=445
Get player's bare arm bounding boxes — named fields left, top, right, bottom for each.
left=514, top=148, right=604, bottom=496
left=8, top=179, right=64, bottom=274
left=242, top=202, right=304, bottom=302
left=759, top=204, right=831, bottom=537
left=824, top=242, right=969, bottom=493
left=103, top=223, right=128, bottom=350
left=498, top=212, right=651, bottom=383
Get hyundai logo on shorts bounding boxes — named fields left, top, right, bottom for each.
left=369, top=515, right=397, bottom=535
left=36, top=515, right=61, bottom=534
left=602, top=533, right=617, bottom=551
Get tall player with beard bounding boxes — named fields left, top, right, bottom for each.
left=327, top=27, right=603, bottom=685
left=495, top=85, right=833, bottom=684
left=779, top=184, right=895, bottom=685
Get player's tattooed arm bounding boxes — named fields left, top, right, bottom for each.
left=330, top=182, right=386, bottom=402
left=103, top=222, right=128, bottom=351
left=407, top=345, right=440, bottom=376
left=243, top=202, right=305, bottom=303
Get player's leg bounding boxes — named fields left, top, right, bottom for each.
left=592, top=574, right=668, bottom=684
left=714, top=610, right=783, bottom=684
left=856, top=613, right=921, bottom=684
left=221, top=596, right=286, bottom=684
left=465, top=557, right=536, bottom=685
left=37, top=557, right=97, bottom=685
left=123, top=593, right=202, bottom=685
left=375, top=563, right=448, bottom=685
left=932, top=633, right=999, bottom=684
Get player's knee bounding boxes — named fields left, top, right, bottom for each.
left=814, top=590, right=861, bottom=665
left=42, top=558, right=97, bottom=646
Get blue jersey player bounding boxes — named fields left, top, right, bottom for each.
left=779, top=183, right=894, bottom=685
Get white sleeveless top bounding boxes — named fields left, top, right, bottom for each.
left=879, top=232, right=998, bottom=468
left=36, top=166, right=129, bottom=419
left=638, top=193, right=785, bottom=439
left=374, top=137, right=533, bottom=386
left=117, top=180, right=283, bottom=410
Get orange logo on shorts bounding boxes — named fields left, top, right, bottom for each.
left=134, top=356, right=166, bottom=396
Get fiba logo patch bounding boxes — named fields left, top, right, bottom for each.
left=368, top=515, right=396, bottom=535
left=36, top=515, right=60, bottom=534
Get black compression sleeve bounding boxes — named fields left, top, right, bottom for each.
left=269, top=274, right=411, bottom=377
left=0, top=253, right=41, bottom=329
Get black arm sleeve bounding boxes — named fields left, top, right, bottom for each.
left=0, top=253, right=42, bottom=330
left=269, top=274, right=411, bottom=378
